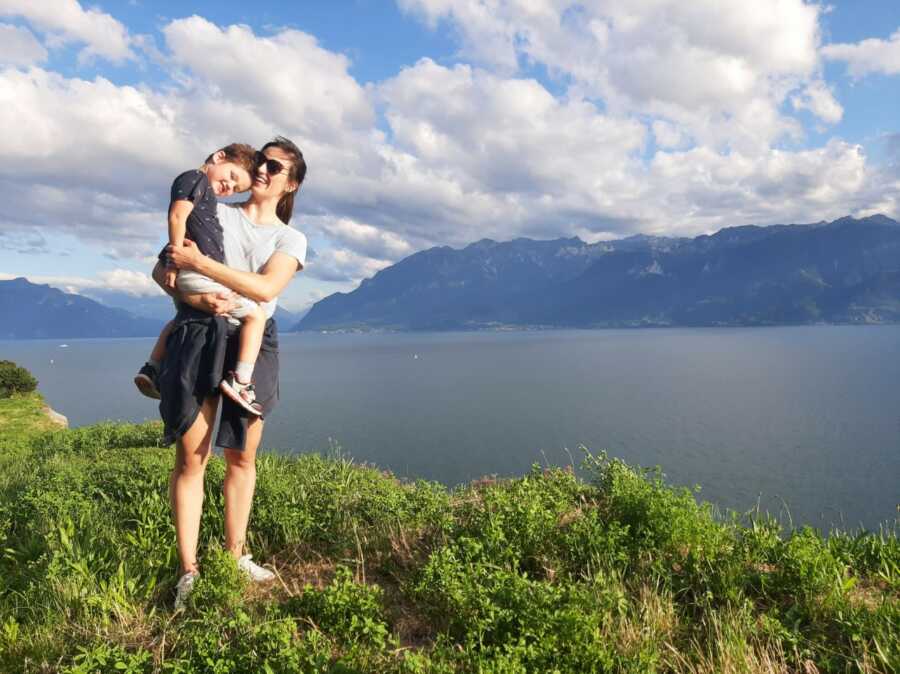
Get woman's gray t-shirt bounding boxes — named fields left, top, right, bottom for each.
left=218, top=203, right=307, bottom=318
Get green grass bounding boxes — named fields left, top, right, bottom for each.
left=0, top=394, right=897, bottom=673
left=0, top=392, right=59, bottom=440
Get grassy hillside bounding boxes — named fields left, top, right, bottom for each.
left=0, top=391, right=61, bottom=439
left=0, top=393, right=897, bottom=673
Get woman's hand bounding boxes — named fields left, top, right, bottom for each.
left=181, top=291, right=237, bottom=316
left=167, top=239, right=206, bottom=272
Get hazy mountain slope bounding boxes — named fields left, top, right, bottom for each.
left=297, top=215, right=900, bottom=330
left=0, top=278, right=163, bottom=339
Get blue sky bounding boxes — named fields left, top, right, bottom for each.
left=1, top=0, right=899, bottom=312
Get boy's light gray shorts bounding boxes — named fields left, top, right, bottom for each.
left=175, top=271, right=258, bottom=321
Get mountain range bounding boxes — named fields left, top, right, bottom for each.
left=296, top=214, right=900, bottom=331
left=0, top=279, right=302, bottom=339
left=0, top=278, right=163, bottom=339
left=4, top=215, right=899, bottom=339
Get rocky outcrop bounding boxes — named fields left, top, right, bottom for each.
left=42, top=404, right=68, bottom=428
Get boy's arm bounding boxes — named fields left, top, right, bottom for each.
left=168, top=199, right=194, bottom=247
left=165, top=200, right=194, bottom=288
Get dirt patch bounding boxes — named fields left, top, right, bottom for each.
left=847, top=578, right=893, bottom=611
left=372, top=571, right=435, bottom=650
left=245, top=548, right=337, bottom=603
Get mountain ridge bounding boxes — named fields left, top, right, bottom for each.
left=0, top=279, right=304, bottom=339
left=0, top=278, right=163, bottom=339
left=297, top=214, right=900, bottom=331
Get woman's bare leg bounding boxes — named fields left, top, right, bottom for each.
left=168, top=396, right=217, bottom=575
left=223, top=416, right=264, bottom=560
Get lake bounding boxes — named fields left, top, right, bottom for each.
left=3, top=326, right=898, bottom=530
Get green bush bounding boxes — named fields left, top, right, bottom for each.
left=287, top=565, right=393, bottom=651
left=0, top=360, right=36, bottom=398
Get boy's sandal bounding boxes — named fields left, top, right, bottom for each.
left=134, top=363, right=161, bottom=400
left=220, top=372, right=263, bottom=416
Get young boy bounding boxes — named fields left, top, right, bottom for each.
left=134, top=144, right=267, bottom=415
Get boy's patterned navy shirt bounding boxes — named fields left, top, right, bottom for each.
left=170, top=169, right=225, bottom=263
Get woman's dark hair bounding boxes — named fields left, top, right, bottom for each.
left=261, top=136, right=307, bottom=223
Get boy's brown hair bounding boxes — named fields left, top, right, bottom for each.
left=205, top=143, right=258, bottom=176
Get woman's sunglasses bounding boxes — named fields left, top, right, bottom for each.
left=255, top=152, right=289, bottom=177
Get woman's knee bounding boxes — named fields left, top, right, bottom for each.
left=173, top=443, right=212, bottom=475
left=224, top=447, right=255, bottom=471
left=173, top=396, right=218, bottom=475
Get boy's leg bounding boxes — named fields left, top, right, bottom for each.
left=234, top=305, right=266, bottom=383
left=150, top=319, right=174, bottom=364
left=219, top=298, right=265, bottom=415
left=219, top=303, right=266, bottom=416
left=135, top=320, right=173, bottom=399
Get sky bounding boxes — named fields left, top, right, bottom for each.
left=0, top=0, right=899, bottom=313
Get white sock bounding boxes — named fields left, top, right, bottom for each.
left=148, top=358, right=161, bottom=371
left=235, top=360, right=254, bottom=384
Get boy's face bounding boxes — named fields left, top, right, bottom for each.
left=206, top=160, right=252, bottom=197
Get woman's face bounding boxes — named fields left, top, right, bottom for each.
left=252, top=146, right=297, bottom=199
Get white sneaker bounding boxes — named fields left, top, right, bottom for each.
left=237, top=554, right=275, bottom=582
left=174, top=570, right=198, bottom=610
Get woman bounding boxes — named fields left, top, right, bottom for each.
left=153, top=136, right=307, bottom=608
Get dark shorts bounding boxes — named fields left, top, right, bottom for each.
left=158, top=306, right=279, bottom=451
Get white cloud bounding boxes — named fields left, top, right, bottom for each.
left=366, top=58, right=653, bottom=243
left=161, top=16, right=374, bottom=144
left=822, top=28, right=900, bottom=77
left=380, top=60, right=645, bottom=191
left=0, top=0, right=134, bottom=63
left=0, top=67, right=190, bottom=188
left=652, top=120, right=689, bottom=150
left=305, top=247, right=393, bottom=283
left=308, top=215, right=414, bottom=260
left=0, top=177, right=169, bottom=260
left=370, top=56, right=889, bottom=242
left=644, top=139, right=870, bottom=232
left=398, top=0, right=521, bottom=72
left=399, top=0, right=837, bottom=150
left=791, top=79, right=843, bottom=124
left=0, top=269, right=162, bottom=296
left=0, top=23, right=46, bottom=66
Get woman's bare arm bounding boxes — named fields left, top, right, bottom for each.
left=167, top=240, right=300, bottom=303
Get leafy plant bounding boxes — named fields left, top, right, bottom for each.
left=0, top=360, right=37, bottom=398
